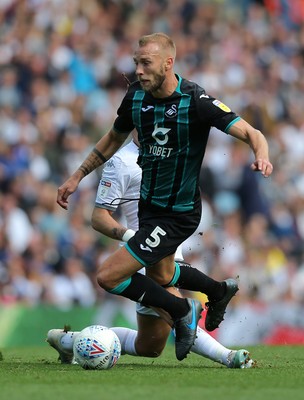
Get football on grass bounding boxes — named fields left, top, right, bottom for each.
left=73, top=325, right=121, bottom=370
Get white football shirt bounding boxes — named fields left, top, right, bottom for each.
left=95, top=140, right=141, bottom=232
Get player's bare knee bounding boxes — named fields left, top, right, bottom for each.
left=135, top=335, right=166, bottom=357
left=139, top=350, right=162, bottom=358
left=136, top=342, right=164, bottom=358
left=96, top=267, right=113, bottom=290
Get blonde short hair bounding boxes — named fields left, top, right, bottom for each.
left=138, top=33, right=176, bottom=59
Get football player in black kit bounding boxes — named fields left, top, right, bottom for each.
left=57, top=33, right=273, bottom=361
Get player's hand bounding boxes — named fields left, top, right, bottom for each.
left=57, top=176, right=80, bottom=210
left=251, top=159, right=273, bottom=178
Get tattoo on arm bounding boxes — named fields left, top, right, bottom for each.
left=112, top=227, right=126, bottom=240
left=78, top=148, right=107, bottom=177
left=93, top=148, right=108, bottom=163
left=79, top=165, right=90, bottom=176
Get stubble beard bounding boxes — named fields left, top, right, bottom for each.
left=141, top=68, right=166, bottom=94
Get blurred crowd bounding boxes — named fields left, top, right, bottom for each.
left=1, top=0, right=304, bottom=341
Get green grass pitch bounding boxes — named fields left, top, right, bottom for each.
left=1, top=344, right=303, bottom=400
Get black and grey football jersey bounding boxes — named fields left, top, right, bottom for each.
left=114, top=74, right=240, bottom=211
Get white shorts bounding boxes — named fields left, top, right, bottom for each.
left=136, top=303, right=160, bottom=317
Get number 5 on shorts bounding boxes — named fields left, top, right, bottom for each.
left=145, top=226, right=166, bottom=248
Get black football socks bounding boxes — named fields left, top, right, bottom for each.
left=109, top=272, right=189, bottom=320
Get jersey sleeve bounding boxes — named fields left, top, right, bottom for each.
left=113, top=87, right=135, bottom=134
left=195, top=90, right=240, bottom=133
left=95, top=156, right=128, bottom=211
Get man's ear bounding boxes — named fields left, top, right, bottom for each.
left=165, top=57, right=173, bottom=71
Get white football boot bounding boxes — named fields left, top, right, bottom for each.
left=46, top=328, right=78, bottom=364
left=227, top=349, right=255, bottom=368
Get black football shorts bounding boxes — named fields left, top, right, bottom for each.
left=125, top=200, right=202, bottom=266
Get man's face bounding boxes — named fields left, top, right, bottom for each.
left=133, top=43, right=166, bottom=94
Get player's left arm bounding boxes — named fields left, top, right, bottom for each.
left=227, top=118, right=273, bottom=178
left=92, top=207, right=134, bottom=242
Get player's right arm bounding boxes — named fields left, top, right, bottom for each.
left=57, top=129, right=129, bottom=210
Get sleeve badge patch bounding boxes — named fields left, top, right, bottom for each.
left=101, top=180, right=111, bottom=188
left=212, top=100, right=231, bottom=112
left=96, top=180, right=112, bottom=199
